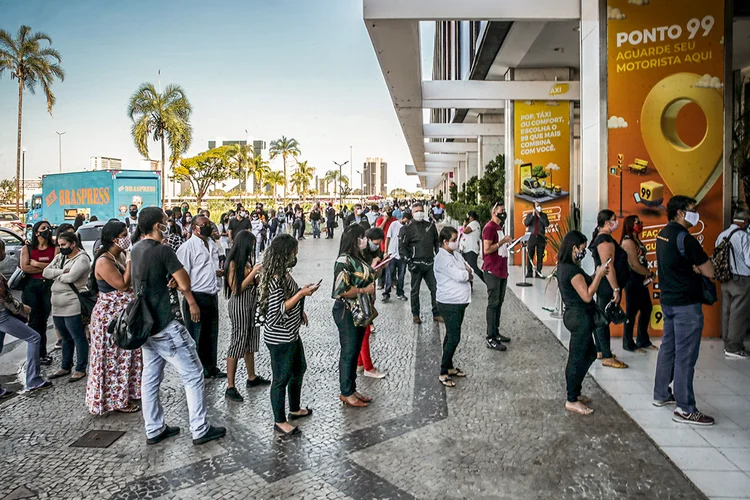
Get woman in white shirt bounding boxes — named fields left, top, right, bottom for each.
left=460, top=211, right=484, bottom=283
left=434, top=226, right=473, bottom=388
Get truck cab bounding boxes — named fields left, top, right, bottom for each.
left=26, top=194, right=44, bottom=228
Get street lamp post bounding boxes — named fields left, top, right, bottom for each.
left=333, top=160, right=348, bottom=208
left=356, top=170, right=364, bottom=203
left=21, top=148, right=26, bottom=211
left=55, top=131, right=66, bottom=172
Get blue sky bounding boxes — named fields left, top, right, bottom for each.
left=0, top=0, right=432, bottom=192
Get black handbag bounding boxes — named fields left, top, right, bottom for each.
left=699, top=276, right=718, bottom=306
left=604, top=301, right=628, bottom=325
left=68, top=283, right=97, bottom=326
left=109, top=284, right=155, bottom=350
left=592, top=304, right=610, bottom=329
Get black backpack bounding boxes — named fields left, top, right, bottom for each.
left=108, top=246, right=157, bottom=350
left=711, top=228, right=742, bottom=283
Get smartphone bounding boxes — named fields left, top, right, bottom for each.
left=314, top=279, right=323, bottom=288
left=605, top=257, right=612, bottom=266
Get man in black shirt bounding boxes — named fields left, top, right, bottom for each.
left=523, top=202, right=550, bottom=278
left=343, top=203, right=370, bottom=230
left=654, top=195, right=715, bottom=426
left=325, top=202, right=337, bottom=239
left=309, top=202, right=322, bottom=239
left=131, top=207, right=226, bottom=446
left=227, top=210, right=251, bottom=245
left=398, top=202, right=441, bottom=324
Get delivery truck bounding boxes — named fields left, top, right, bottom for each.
left=26, top=169, right=161, bottom=228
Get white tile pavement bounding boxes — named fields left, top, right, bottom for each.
left=507, top=265, right=750, bottom=500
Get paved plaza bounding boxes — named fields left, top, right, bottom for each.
left=0, top=237, right=705, bottom=499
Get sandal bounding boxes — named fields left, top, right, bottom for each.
left=49, top=369, right=71, bottom=379
left=339, top=394, right=368, bottom=407
left=116, top=403, right=141, bottom=413
left=288, top=407, right=313, bottom=420
left=578, top=395, right=592, bottom=405
left=601, top=358, right=628, bottom=369
left=439, top=375, right=456, bottom=387
left=68, top=372, right=87, bottom=383
left=448, top=368, right=466, bottom=378
left=565, top=401, right=594, bottom=415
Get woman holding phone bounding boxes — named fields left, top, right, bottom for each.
left=356, top=227, right=387, bottom=379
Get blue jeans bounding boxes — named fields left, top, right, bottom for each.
left=0, top=310, right=46, bottom=391
left=384, top=258, right=406, bottom=297
left=332, top=300, right=366, bottom=397
left=53, top=315, right=88, bottom=373
left=141, top=320, right=210, bottom=440
left=654, top=303, right=704, bottom=414
left=311, top=220, right=320, bottom=237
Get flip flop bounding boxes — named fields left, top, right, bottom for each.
left=565, top=402, right=594, bottom=415
left=439, top=375, right=456, bottom=387
left=448, top=368, right=466, bottom=378
left=116, top=403, right=141, bottom=413
left=578, top=395, right=592, bottom=405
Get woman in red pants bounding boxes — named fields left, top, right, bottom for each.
left=357, top=228, right=387, bottom=379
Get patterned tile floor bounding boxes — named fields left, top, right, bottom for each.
left=0, top=237, right=704, bottom=499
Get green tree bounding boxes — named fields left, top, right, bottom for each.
left=531, top=164, right=548, bottom=179
left=449, top=182, right=458, bottom=201
left=128, top=82, right=193, bottom=206
left=227, top=143, right=254, bottom=201
left=171, top=147, right=230, bottom=205
left=265, top=170, right=285, bottom=199
left=251, top=155, right=271, bottom=199
left=390, top=187, right=410, bottom=198
left=0, top=25, right=64, bottom=215
left=324, top=169, right=341, bottom=195
left=0, top=179, right=18, bottom=204
left=290, top=160, right=314, bottom=200
left=478, top=154, right=506, bottom=204
left=268, top=136, right=300, bottom=199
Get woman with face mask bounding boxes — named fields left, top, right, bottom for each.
left=332, top=225, right=376, bottom=407
left=356, top=228, right=387, bottom=379
left=257, top=234, right=319, bottom=435
left=20, top=220, right=58, bottom=364
left=589, top=209, right=629, bottom=369
left=43, top=232, right=92, bottom=382
left=86, top=221, right=142, bottom=414
left=557, top=230, right=610, bottom=415
left=620, top=215, right=656, bottom=352
left=434, top=226, right=473, bottom=387
left=181, top=212, right=193, bottom=240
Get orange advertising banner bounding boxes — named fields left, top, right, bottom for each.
left=513, top=100, right=572, bottom=265
left=607, top=0, right=725, bottom=337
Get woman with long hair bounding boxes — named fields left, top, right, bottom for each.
left=620, top=215, right=656, bottom=352
left=181, top=212, right=193, bottom=240
left=332, top=224, right=376, bottom=407
left=435, top=226, right=473, bottom=387
left=165, top=218, right=183, bottom=251
left=224, top=230, right=269, bottom=402
left=86, top=221, right=142, bottom=414
left=356, top=227, right=387, bottom=379
left=558, top=230, right=610, bottom=415
left=589, top=209, right=629, bottom=369
left=460, top=211, right=484, bottom=283
left=20, top=220, right=57, bottom=364
left=258, top=233, right=319, bottom=435
left=43, top=232, right=91, bottom=382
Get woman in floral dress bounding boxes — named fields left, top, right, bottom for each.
left=86, top=221, right=142, bottom=415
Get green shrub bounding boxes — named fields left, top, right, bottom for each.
left=445, top=202, right=491, bottom=226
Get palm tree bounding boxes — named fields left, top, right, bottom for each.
left=265, top=171, right=285, bottom=200
left=0, top=26, right=65, bottom=216
left=268, top=136, right=300, bottom=198
left=128, top=83, right=192, bottom=206
left=291, top=160, right=314, bottom=200
left=227, top=143, right=254, bottom=203
left=250, top=155, right=271, bottom=200
left=324, top=169, right=340, bottom=195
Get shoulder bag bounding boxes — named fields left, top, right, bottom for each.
left=109, top=283, right=155, bottom=350
left=676, top=231, right=717, bottom=305
left=8, top=266, right=27, bottom=291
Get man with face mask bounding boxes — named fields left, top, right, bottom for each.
left=126, top=204, right=139, bottom=237
left=344, top=203, right=371, bottom=230
left=523, top=202, right=550, bottom=278
left=482, top=201, right=513, bottom=351
left=654, top=195, right=716, bottom=426
left=399, top=202, right=441, bottom=324
left=228, top=209, right=252, bottom=246
left=176, top=215, right=226, bottom=379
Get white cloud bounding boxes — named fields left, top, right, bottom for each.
left=694, top=74, right=723, bottom=89
left=607, top=6, right=626, bottom=20
left=628, top=0, right=649, bottom=5
left=546, top=163, right=560, bottom=171
left=514, top=159, right=525, bottom=165
left=608, top=116, right=629, bottom=129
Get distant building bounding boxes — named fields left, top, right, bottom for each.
left=139, top=159, right=160, bottom=171
left=208, top=138, right=267, bottom=192
left=90, top=156, right=122, bottom=170
left=363, top=158, right=387, bottom=196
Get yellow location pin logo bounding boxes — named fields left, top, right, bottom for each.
left=641, top=72, right=723, bottom=202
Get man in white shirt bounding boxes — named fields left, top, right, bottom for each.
left=715, top=208, right=750, bottom=358
left=365, top=204, right=380, bottom=226
left=383, top=212, right=409, bottom=302
left=176, top=215, right=226, bottom=378
left=460, top=210, right=484, bottom=283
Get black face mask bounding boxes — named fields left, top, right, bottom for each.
left=129, top=210, right=138, bottom=217
left=59, top=247, right=73, bottom=256
left=199, top=225, right=213, bottom=238
left=499, top=212, right=507, bottom=222
left=39, top=229, right=51, bottom=239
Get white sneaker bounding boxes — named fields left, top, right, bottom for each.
left=724, top=349, right=750, bottom=359
left=364, top=369, right=386, bottom=379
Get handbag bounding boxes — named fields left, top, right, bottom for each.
left=592, top=304, right=610, bottom=329
left=348, top=292, right=378, bottom=327
left=109, top=284, right=155, bottom=350
left=676, top=231, right=718, bottom=306
left=604, top=301, right=628, bottom=325
left=68, top=283, right=97, bottom=326
left=8, top=267, right=27, bottom=291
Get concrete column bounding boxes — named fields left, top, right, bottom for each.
left=477, top=114, right=484, bottom=180
left=579, top=0, right=608, bottom=246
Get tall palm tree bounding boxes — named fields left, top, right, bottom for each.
left=251, top=155, right=271, bottom=200
left=128, top=83, right=192, bottom=206
left=290, top=160, right=314, bottom=201
left=268, top=136, right=300, bottom=198
left=0, top=25, right=65, bottom=216
left=265, top=171, right=285, bottom=200
left=227, top=143, right=254, bottom=203
left=324, top=169, right=340, bottom=195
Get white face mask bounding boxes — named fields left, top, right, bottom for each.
left=358, top=237, right=368, bottom=250
left=413, top=211, right=425, bottom=222
left=609, top=219, right=619, bottom=231
left=535, top=206, right=542, bottom=212
left=684, top=211, right=700, bottom=227
left=447, top=240, right=459, bottom=251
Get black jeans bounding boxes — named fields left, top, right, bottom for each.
left=182, top=292, right=220, bottom=374
left=267, top=338, right=306, bottom=423
left=23, top=278, right=52, bottom=358
left=326, top=222, right=335, bottom=238
left=526, top=236, right=546, bottom=277
left=461, top=251, right=484, bottom=283
left=53, top=315, right=88, bottom=373
left=437, top=302, right=468, bottom=375
left=408, top=262, right=438, bottom=317
left=564, top=307, right=597, bottom=402
left=485, top=271, right=507, bottom=340
left=333, top=300, right=366, bottom=397
left=594, top=285, right=614, bottom=358
left=624, top=281, right=653, bottom=349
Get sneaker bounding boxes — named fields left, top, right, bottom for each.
left=146, top=425, right=180, bottom=445
left=486, top=338, right=507, bottom=351
left=413, top=316, right=422, bottom=324
left=364, top=369, right=387, bottom=379
left=208, top=369, right=227, bottom=379
left=28, top=380, right=53, bottom=393
left=672, top=409, right=715, bottom=426
left=39, top=356, right=53, bottom=366
left=53, top=340, right=62, bottom=350
left=382, top=294, right=390, bottom=303
left=497, top=334, right=511, bottom=343
left=225, top=387, right=244, bottom=402
left=724, top=349, right=750, bottom=359
left=653, top=394, right=676, bottom=407
left=397, top=295, right=408, bottom=301
left=0, top=388, right=15, bottom=400
left=193, top=425, right=227, bottom=445
left=246, top=376, right=271, bottom=387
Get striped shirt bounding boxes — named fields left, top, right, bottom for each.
left=262, top=274, right=303, bottom=345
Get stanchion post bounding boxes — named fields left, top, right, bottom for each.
left=516, top=243, right=533, bottom=287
